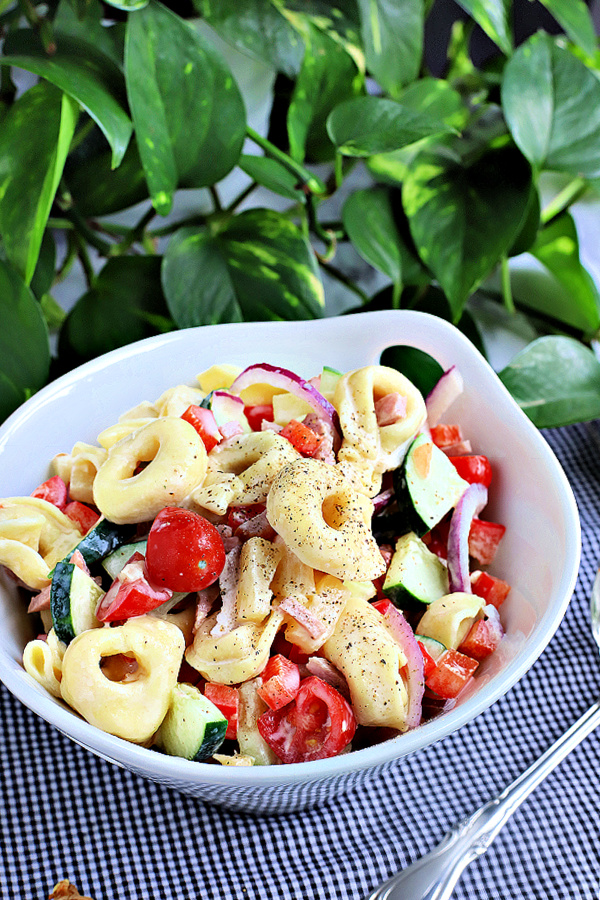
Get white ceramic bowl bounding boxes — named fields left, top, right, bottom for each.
left=0, top=311, right=580, bottom=814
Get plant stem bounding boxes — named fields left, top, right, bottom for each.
left=64, top=206, right=113, bottom=256
left=148, top=212, right=208, bottom=238
left=209, top=184, right=223, bottom=212
left=319, top=259, right=370, bottom=305
left=73, top=232, right=96, bottom=288
left=541, top=177, right=588, bottom=225
left=246, top=126, right=326, bottom=195
left=500, top=255, right=515, bottom=314
left=225, top=181, right=258, bottom=213
left=111, top=206, right=156, bottom=255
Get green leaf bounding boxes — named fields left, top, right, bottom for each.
left=105, top=0, right=148, bottom=9
left=238, top=155, right=304, bottom=201
left=125, top=1, right=246, bottom=215
left=454, top=0, right=512, bottom=55
left=402, top=125, right=533, bottom=319
left=367, top=78, right=468, bottom=184
left=326, top=95, right=456, bottom=157
left=65, top=130, right=149, bottom=217
left=380, top=345, right=443, bottom=396
left=30, top=231, right=57, bottom=301
left=537, top=0, right=597, bottom=58
left=40, top=293, right=67, bottom=331
left=59, top=256, right=173, bottom=365
left=162, top=208, right=324, bottom=327
left=498, top=335, right=600, bottom=427
left=0, top=260, right=50, bottom=422
left=526, top=213, right=600, bottom=334
left=195, top=0, right=305, bottom=77
left=502, top=33, right=600, bottom=179
left=508, top=184, right=540, bottom=257
left=1, top=29, right=132, bottom=168
left=342, top=187, right=404, bottom=286
left=355, top=0, right=424, bottom=95
left=287, top=23, right=362, bottom=163
left=0, top=82, right=78, bottom=284
left=53, top=0, right=126, bottom=65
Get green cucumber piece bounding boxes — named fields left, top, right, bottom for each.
left=156, top=683, right=227, bottom=762
left=50, top=560, right=104, bottom=644
left=102, top=539, right=148, bottom=581
left=320, top=365, right=342, bottom=398
left=415, top=634, right=446, bottom=662
left=67, top=518, right=138, bottom=568
left=383, top=531, right=449, bottom=607
left=393, top=433, right=469, bottom=536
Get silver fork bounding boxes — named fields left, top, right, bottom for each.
left=366, top=568, right=600, bottom=900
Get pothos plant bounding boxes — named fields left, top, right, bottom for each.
left=1, top=0, right=600, bottom=427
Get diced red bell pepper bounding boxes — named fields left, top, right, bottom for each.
left=181, top=404, right=222, bottom=452
left=204, top=682, right=239, bottom=739
left=257, top=654, right=301, bottom=711
left=422, top=519, right=450, bottom=560
left=31, top=475, right=68, bottom=510
left=458, top=618, right=501, bottom=660
left=96, top=553, right=173, bottom=622
left=244, top=404, right=274, bottom=431
left=417, top=640, right=437, bottom=680
left=64, top=500, right=100, bottom=534
left=471, top=570, right=511, bottom=609
left=468, top=519, right=506, bottom=565
left=449, top=455, right=493, bottom=488
left=279, top=419, right=323, bottom=457
left=430, top=424, right=462, bottom=449
left=425, top=649, right=479, bottom=699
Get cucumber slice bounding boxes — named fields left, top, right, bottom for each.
left=50, top=560, right=104, bottom=644
left=383, top=532, right=449, bottom=607
left=156, top=683, right=227, bottom=762
left=67, top=518, right=138, bottom=568
left=415, top=634, right=446, bottom=662
left=393, top=433, right=469, bottom=536
left=201, top=390, right=251, bottom=431
left=102, top=539, right=148, bottom=580
left=320, top=366, right=342, bottom=399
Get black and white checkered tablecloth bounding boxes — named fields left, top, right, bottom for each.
left=2, top=422, right=600, bottom=900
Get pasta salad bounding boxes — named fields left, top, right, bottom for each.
left=1, top=360, right=510, bottom=766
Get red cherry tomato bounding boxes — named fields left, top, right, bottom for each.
left=244, top=404, right=274, bottom=431
left=145, top=506, right=226, bottom=592
left=257, top=676, right=357, bottom=763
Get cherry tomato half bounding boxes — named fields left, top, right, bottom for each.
left=145, top=506, right=226, bottom=592
left=257, top=676, right=357, bottom=763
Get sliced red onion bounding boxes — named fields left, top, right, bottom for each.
left=483, top=603, right=504, bottom=643
left=378, top=604, right=425, bottom=730
left=279, top=596, right=327, bottom=640
left=230, top=363, right=341, bottom=439
left=306, top=657, right=351, bottom=701
left=372, top=487, right=394, bottom=514
left=447, top=482, right=488, bottom=593
left=425, top=365, right=463, bottom=426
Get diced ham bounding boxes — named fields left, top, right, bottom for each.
left=70, top=550, right=91, bottom=576
left=219, top=421, right=244, bottom=439
left=278, top=596, right=327, bottom=640
left=211, top=544, right=241, bottom=637
left=375, top=392, right=407, bottom=426
left=442, top=440, right=473, bottom=457
left=261, top=419, right=283, bottom=432
left=193, top=583, right=220, bottom=633
left=302, top=414, right=336, bottom=464
left=28, top=583, right=51, bottom=613
left=215, top=523, right=242, bottom=553
left=235, top=510, right=276, bottom=541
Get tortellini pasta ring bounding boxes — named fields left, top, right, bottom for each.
left=207, top=431, right=301, bottom=505
left=266, top=458, right=386, bottom=582
left=60, top=616, right=185, bottom=743
left=93, top=417, right=208, bottom=524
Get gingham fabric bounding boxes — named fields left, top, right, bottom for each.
left=2, top=423, right=600, bottom=900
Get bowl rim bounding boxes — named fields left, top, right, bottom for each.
left=0, top=310, right=581, bottom=786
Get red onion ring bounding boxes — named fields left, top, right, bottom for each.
left=230, top=363, right=341, bottom=438
left=426, top=365, right=463, bottom=426
left=378, top=604, right=425, bottom=730
left=447, top=482, right=488, bottom=593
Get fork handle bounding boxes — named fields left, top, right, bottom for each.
left=369, top=699, right=600, bottom=900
